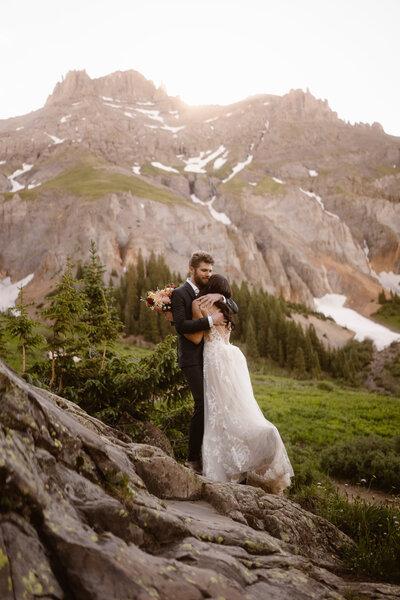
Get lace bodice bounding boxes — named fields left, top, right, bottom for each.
left=204, top=325, right=231, bottom=346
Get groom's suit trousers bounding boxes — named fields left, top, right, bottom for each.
left=182, top=364, right=204, bottom=461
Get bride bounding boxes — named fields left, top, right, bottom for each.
left=185, top=274, right=294, bottom=495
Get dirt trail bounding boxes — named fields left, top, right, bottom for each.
left=334, top=480, right=400, bottom=506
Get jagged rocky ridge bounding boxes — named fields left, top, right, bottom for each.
left=0, top=69, right=400, bottom=313
left=1, top=359, right=400, bottom=599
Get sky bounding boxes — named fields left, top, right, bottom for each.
left=1, top=0, right=399, bottom=136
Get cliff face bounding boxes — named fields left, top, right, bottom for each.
left=1, top=359, right=399, bottom=599
left=0, top=70, right=399, bottom=312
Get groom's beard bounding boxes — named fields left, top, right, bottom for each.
left=194, top=271, right=210, bottom=289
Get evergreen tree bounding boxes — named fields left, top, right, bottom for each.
left=278, top=341, right=285, bottom=368
left=41, top=257, right=88, bottom=386
left=304, top=329, right=314, bottom=372
left=0, top=315, right=7, bottom=358
left=5, top=286, right=44, bottom=374
left=293, top=346, right=306, bottom=379
left=82, top=241, right=124, bottom=367
left=246, top=317, right=259, bottom=359
left=310, top=350, right=321, bottom=379
left=378, top=289, right=387, bottom=304
left=286, top=321, right=299, bottom=370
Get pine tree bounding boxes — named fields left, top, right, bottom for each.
left=286, top=321, right=299, bottom=370
left=293, top=346, right=306, bottom=379
left=41, top=257, right=88, bottom=386
left=278, top=341, right=285, bottom=368
left=246, top=317, right=259, bottom=359
left=304, top=330, right=314, bottom=372
left=310, top=350, right=321, bottom=379
left=82, top=241, right=124, bottom=368
left=0, top=315, right=7, bottom=358
left=5, top=286, right=44, bottom=374
left=378, top=289, right=387, bottom=304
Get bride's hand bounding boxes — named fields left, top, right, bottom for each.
left=197, top=293, right=223, bottom=309
left=211, top=311, right=226, bottom=326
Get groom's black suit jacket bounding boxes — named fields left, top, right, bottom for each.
left=171, top=281, right=238, bottom=368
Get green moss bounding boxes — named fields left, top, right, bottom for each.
left=141, top=163, right=175, bottom=178
left=220, top=177, right=246, bottom=197
left=38, top=165, right=186, bottom=205
left=212, top=162, right=233, bottom=180
left=253, top=177, right=286, bottom=195
left=0, top=549, right=9, bottom=570
left=375, top=164, right=400, bottom=177
left=3, top=187, right=39, bottom=202
left=333, top=186, right=357, bottom=198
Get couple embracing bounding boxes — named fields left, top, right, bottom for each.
left=170, top=251, right=293, bottom=494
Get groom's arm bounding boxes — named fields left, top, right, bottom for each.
left=171, top=290, right=211, bottom=335
left=197, top=294, right=239, bottom=314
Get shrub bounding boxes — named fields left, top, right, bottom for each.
left=303, top=488, right=400, bottom=583
left=320, top=436, right=400, bottom=493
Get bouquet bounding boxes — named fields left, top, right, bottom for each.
left=142, top=284, right=176, bottom=312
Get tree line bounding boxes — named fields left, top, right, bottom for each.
left=114, top=254, right=373, bottom=384
left=0, top=249, right=373, bottom=391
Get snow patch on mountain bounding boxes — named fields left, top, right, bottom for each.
left=309, top=169, right=318, bottom=177
left=223, top=155, right=253, bottom=183
left=162, top=124, right=185, bottom=134
left=272, top=177, right=284, bottom=184
left=300, top=188, right=340, bottom=220
left=135, top=108, right=164, bottom=123
left=0, top=273, right=35, bottom=311
left=183, top=146, right=226, bottom=173
left=371, top=270, right=400, bottom=295
left=214, top=150, right=229, bottom=170
left=8, top=163, right=33, bottom=192
left=151, top=162, right=179, bottom=174
left=45, top=133, right=65, bottom=145
left=314, top=293, right=400, bottom=350
left=60, top=115, right=72, bottom=123
left=190, top=194, right=231, bottom=225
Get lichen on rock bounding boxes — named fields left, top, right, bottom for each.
left=0, top=359, right=399, bottom=599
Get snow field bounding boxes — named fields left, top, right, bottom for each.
left=314, top=294, right=400, bottom=350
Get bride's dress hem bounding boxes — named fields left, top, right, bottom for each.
left=202, top=326, right=294, bottom=495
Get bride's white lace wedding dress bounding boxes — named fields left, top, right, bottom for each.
left=202, top=325, right=294, bottom=494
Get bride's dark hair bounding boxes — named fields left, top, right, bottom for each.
left=198, top=274, right=235, bottom=328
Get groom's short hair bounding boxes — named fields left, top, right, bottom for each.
left=189, top=251, right=214, bottom=269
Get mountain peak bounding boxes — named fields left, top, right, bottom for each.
left=278, top=88, right=338, bottom=121
left=46, top=69, right=166, bottom=106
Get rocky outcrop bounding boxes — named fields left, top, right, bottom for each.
left=1, top=359, right=399, bottom=599
left=0, top=69, right=399, bottom=313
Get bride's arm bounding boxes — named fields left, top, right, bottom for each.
left=184, top=301, right=207, bottom=344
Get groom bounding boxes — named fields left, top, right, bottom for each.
left=170, top=251, right=238, bottom=475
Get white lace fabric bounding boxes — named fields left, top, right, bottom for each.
left=202, top=326, right=294, bottom=494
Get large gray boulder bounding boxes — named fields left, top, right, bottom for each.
left=0, top=360, right=398, bottom=599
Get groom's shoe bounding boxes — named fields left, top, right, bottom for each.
left=184, top=460, right=202, bottom=475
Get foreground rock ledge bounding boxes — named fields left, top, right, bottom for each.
left=0, top=360, right=398, bottom=600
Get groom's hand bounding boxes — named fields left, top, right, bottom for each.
left=197, top=293, right=224, bottom=309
